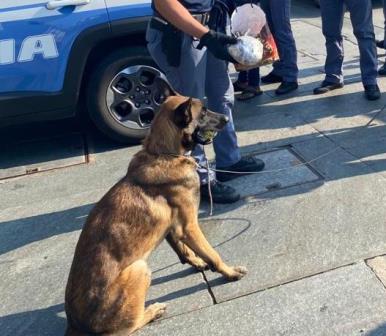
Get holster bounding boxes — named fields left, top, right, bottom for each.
left=150, top=17, right=183, bottom=67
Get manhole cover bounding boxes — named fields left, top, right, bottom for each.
left=0, top=133, right=87, bottom=180
left=225, top=147, right=322, bottom=197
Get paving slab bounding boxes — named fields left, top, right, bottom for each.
left=0, top=143, right=137, bottom=211
left=0, top=133, right=86, bottom=180
left=225, top=148, right=321, bottom=198
left=291, top=134, right=383, bottom=181
left=199, top=137, right=386, bottom=302
left=367, top=255, right=386, bottom=288
left=315, top=107, right=386, bottom=180
left=225, top=63, right=324, bottom=155
left=138, top=263, right=386, bottom=336
left=0, top=194, right=213, bottom=336
left=289, top=82, right=386, bottom=135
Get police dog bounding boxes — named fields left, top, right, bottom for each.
left=64, top=96, right=247, bottom=336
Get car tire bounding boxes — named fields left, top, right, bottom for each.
left=86, top=46, right=161, bottom=144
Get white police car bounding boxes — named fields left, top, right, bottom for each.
left=0, top=0, right=170, bottom=143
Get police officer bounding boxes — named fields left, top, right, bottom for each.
left=147, top=0, right=265, bottom=204
left=314, top=0, right=380, bottom=101
left=377, top=0, right=386, bottom=76
left=259, top=0, right=299, bottom=95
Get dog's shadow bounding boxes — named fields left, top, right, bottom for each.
left=0, top=303, right=66, bottom=336
left=148, top=263, right=208, bottom=305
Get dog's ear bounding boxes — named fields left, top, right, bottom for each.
left=174, top=98, right=193, bottom=129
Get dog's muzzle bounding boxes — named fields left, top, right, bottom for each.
left=193, top=128, right=217, bottom=145
left=193, top=115, right=229, bottom=145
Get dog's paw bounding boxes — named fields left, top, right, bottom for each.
left=226, top=266, right=248, bottom=281
left=148, top=303, right=167, bottom=321
left=189, top=257, right=209, bottom=271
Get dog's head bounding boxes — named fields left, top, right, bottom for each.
left=172, top=96, right=229, bottom=146
left=144, top=96, right=228, bottom=154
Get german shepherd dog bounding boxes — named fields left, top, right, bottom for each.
left=65, top=96, right=247, bottom=335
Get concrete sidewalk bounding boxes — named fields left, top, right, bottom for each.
left=2, top=1, right=386, bottom=335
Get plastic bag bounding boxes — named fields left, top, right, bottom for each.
left=230, top=3, right=266, bottom=37
left=229, top=4, right=279, bottom=69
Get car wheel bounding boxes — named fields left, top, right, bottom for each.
left=86, top=47, right=169, bottom=143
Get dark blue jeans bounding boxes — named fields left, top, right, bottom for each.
left=238, top=68, right=260, bottom=86
left=260, top=0, right=298, bottom=82
left=320, top=0, right=377, bottom=85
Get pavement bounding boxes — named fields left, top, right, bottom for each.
left=2, top=1, right=386, bottom=335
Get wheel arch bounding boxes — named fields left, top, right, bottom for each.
left=71, top=18, right=151, bottom=111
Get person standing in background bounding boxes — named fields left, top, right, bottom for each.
left=376, top=0, right=386, bottom=76
left=259, top=0, right=299, bottom=95
left=234, top=67, right=262, bottom=101
left=232, top=0, right=263, bottom=101
left=314, top=0, right=380, bottom=100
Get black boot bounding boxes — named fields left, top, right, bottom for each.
left=313, top=81, right=344, bottom=95
left=216, top=156, right=265, bottom=182
left=275, top=81, right=298, bottom=95
left=379, top=63, right=386, bottom=76
left=364, top=84, right=381, bottom=101
left=376, top=40, right=386, bottom=49
left=200, top=181, right=240, bottom=204
left=261, top=72, right=283, bottom=84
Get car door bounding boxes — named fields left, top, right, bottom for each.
left=0, top=0, right=109, bottom=95
left=104, top=0, right=152, bottom=22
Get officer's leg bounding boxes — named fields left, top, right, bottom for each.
left=260, top=0, right=281, bottom=76
left=384, top=0, right=386, bottom=48
left=260, top=0, right=274, bottom=35
left=320, top=0, right=345, bottom=84
left=205, top=53, right=265, bottom=184
left=146, top=27, right=206, bottom=98
left=263, top=0, right=298, bottom=82
left=248, top=68, right=260, bottom=87
left=205, top=52, right=241, bottom=168
left=345, top=0, right=378, bottom=86
left=147, top=26, right=215, bottom=184
left=380, top=0, right=386, bottom=75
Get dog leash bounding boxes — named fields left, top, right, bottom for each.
left=203, top=147, right=214, bottom=216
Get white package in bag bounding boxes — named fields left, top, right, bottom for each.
left=230, top=4, right=266, bottom=37
left=228, top=35, right=264, bottom=66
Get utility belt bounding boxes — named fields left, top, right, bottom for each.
left=149, top=12, right=210, bottom=67
left=151, top=12, right=210, bottom=29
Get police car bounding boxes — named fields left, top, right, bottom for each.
left=0, top=0, right=170, bottom=143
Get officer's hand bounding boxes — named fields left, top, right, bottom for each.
left=197, top=30, right=237, bottom=62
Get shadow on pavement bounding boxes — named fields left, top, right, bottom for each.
left=0, top=115, right=132, bottom=166
left=367, top=323, right=386, bottom=336
left=151, top=267, right=197, bottom=286
left=0, top=303, right=66, bottom=336
left=147, top=282, right=208, bottom=306
left=0, top=204, right=92, bottom=256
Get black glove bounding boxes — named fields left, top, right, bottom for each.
left=197, top=30, right=237, bottom=62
